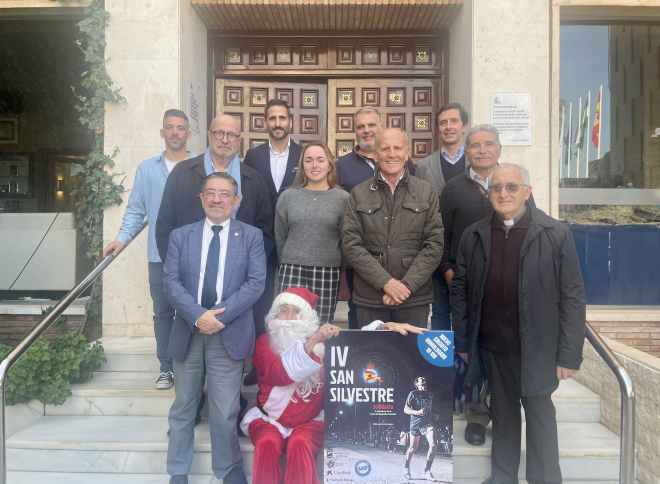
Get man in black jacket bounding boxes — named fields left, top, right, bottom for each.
left=156, top=114, right=273, bottom=264
left=452, top=163, right=586, bottom=484
left=243, top=99, right=302, bottom=375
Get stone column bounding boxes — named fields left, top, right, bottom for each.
left=102, top=0, right=207, bottom=337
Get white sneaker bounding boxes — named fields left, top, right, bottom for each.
left=156, top=371, right=174, bottom=389
left=425, top=469, right=440, bottom=482
left=404, top=468, right=412, bottom=480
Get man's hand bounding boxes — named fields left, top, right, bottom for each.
left=383, top=294, right=400, bottom=306
left=305, top=323, right=341, bottom=354
left=556, top=366, right=577, bottom=381
left=458, top=352, right=468, bottom=364
left=383, top=279, right=411, bottom=304
left=103, top=241, right=125, bottom=258
left=197, top=308, right=226, bottom=335
left=444, top=269, right=454, bottom=289
left=381, top=322, right=428, bottom=335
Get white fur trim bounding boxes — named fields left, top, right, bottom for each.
left=312, top=409, right=324, bottom=422
left=272, top=292, right=313, bottom=314
left=361, top=320, right=385, bottom=331
left=262, top=382, right=297, bottom=420
left=240, top=406, right=293, bottom=439
left=281, top=340, right=323, bottom=382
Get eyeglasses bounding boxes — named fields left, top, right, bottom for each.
left=203, top=189, right=235, bottom=199
left=277, top=305, right=301, bottom=316
left=210, top=130, right=239, bottom=141
left=488, top=182, right=528, bottom=194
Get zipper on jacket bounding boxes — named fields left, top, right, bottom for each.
left=500, top=228, right=510, bottom=353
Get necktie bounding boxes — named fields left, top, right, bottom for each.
left=201, top=225, right=223, bottom=309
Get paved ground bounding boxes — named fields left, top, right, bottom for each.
left=324, top=442, right=452, bottom=483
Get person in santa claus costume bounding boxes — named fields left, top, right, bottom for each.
left=240, top=286, right=427, bottom=484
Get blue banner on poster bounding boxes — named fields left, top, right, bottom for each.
left=418, top=331, right=454, bottom=367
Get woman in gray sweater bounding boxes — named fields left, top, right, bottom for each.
left=275, top=141, right=350, bottom=324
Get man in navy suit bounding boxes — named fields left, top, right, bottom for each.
left=164, top=172, right=266, bottom=484
left=242, top=98, right=303, bottom=384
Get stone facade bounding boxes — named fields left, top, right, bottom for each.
left=574, top=337, right=660, bottom=484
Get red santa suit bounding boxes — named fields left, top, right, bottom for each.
left=240, top=333, right=324, bottom=484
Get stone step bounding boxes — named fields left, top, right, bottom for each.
left=6, top=416, right=622, bottom=480
left=6, top=472, right=619, bottom=484
left=46, top=372, right=600, bottom=423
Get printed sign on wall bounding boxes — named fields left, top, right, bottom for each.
left=491, top=92, right=532, bottom=145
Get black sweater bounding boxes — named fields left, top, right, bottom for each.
left=438, top=165, right=535, bottom=275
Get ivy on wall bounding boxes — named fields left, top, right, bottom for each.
left=56, top=0, right=126, bottom=333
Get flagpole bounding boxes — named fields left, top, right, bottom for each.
left=568, top=102, right=573, bottom=180
left=597, top=85, right=603, bottom=160
left=586, top=90, right=591, bottom=178
left=576, top=97, right=582, bottom=179
left=560, top=105, right=565, bottom=180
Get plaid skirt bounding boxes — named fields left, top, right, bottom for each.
left=277, top=264, right=341, bottom=324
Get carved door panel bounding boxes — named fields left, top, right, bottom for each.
left=216, top=79, right=327, bottom=158
left=328, top=78, right=442, bottom=162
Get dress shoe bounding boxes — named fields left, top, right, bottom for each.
left=169, top=475, right=188, bottom=484
left=464, top=422, right=486, bottom=446
left=224, top=465, right=249, bottom=484
left=243, top=364, right=258, bottom=386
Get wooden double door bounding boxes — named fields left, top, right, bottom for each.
left=216, top=77, right=441, bottom=160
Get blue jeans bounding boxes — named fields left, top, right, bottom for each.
left=148, top=262, right=175, bottom=373
left=431, top=267, right=451, bottom=331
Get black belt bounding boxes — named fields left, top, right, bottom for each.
left=256, top=390, right=269, bottom=417
left=370, top=251, right=383, bottom=259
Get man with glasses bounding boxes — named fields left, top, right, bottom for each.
left=452, top=163, right=586, bottom=484
left=103, top=109, right=194, bottom=390
left=164, top=172, right=266, bottom=484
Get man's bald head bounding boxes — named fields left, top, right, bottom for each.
left=207, top=115, right=242, bottom=166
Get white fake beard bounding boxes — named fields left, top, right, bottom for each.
left=265, top=314, right=324, bottom=402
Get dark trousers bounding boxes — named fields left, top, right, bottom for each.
left=148, top=262, right=175, bottom=373
left=355, top=304, right=430, bottom=329
left=253, top=251, right=278, bottom=337
left=431, top=267, right=451, bottom=331
left=345, top=267, right=359, bottom=329
left=481, top=348, right=562, bottom=484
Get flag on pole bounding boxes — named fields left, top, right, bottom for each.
left=574, top=95, right=589, bottom=154
left=564, top=119, right=571, bottom=165
left=592, top=91, right=601, bottom=148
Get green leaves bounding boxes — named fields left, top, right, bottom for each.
left=0, top=333, right=106, bottom=407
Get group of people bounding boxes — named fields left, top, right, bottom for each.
left=105, top=98, right=587, bottom=484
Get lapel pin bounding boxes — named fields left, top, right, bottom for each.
left=235, top=232, right=239, bottom=236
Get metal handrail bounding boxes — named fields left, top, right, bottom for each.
left=585, top=322, right=636, bottom=484
left=0, top=222, right=146, bottom=484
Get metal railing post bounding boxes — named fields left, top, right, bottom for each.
left=0, top=222, right=146, bottom=484
left=586, top=322, right=636, bottom=484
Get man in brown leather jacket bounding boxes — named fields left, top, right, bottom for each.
left=342, top=128, right=444, bottom=327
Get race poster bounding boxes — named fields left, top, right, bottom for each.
left=324, top=330, right=454, bottom=483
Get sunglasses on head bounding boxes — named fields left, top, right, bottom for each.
left=488, top=182, right=528, bottom=194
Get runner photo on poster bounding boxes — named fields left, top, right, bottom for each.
left=324, top=330, right=454, bottom=483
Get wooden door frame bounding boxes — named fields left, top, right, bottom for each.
left=206, top=30, right=450, bottom=134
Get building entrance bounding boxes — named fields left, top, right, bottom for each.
left=211, top=32, right=447, bottom=160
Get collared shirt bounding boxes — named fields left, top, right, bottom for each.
left=469, top=167, right=489, bottom=191
left=197, top=217, right=231, bottom=307
left=115, top=150, right=195, bottom=263
left=440, top=144, right=464, bottom=165
left=380, top=171, right=405, bottom=196
left=501, top=205, right=527, bottom=232
left=270, top=138, right=291, bottom=192
left=356, top=148, right=376, bottom=172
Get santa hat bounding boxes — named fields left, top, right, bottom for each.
left=272, top=287, right=318, bottom=314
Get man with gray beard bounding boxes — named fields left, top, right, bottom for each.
left=439, top=124, right=535, bottom=447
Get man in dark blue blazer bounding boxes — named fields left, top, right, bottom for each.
left=242, top=98, right=303, bottom=384
left=164, top=172, right=266, bottom=484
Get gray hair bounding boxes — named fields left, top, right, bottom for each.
left=487, top=163, right=531, bottom=186
left=465, top=124, right=501, bottom=148
left=201, top=172, right=239, bottom=195
left=374, top=128, right=409, bottom=150
left=354, top=106, right=381, bottom=124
